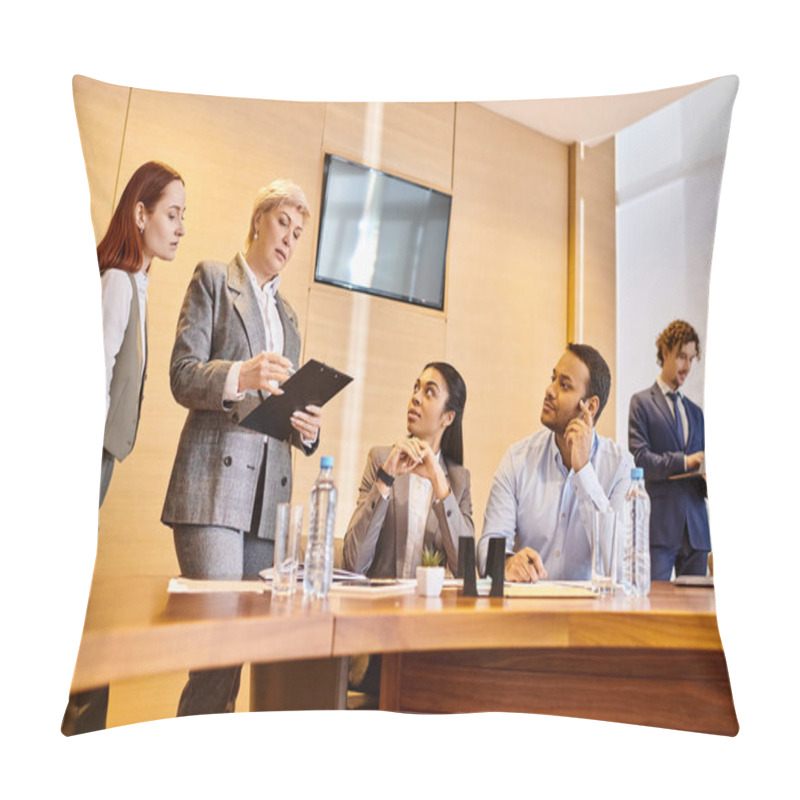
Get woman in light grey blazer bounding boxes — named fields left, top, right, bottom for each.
left=161, top=180, right=321, bottom=717
left=343, top=362, right=472, bottom=697
left=343, top=361, right=473, bottom=578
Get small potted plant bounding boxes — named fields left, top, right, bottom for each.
left=416, top=547, right=445, bottom=597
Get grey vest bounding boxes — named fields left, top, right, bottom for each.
left=103, top=271, right=146, bottom=460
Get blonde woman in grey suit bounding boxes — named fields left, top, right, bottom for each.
left=161, top=180, right=321, bottom=717
left=62, top=161, right=186, bottom=736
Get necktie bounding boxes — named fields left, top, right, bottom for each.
left=667, top=391, right=685, bottom=449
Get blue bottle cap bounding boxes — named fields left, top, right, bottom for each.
left=320, top=455, right=334, bottom=469
left=631, top=467, right=644, bottom=479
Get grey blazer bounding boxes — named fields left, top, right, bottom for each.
left=103, top=270, right=145, bottom=461
left=342, top=445, right=474, bottom=577
left=161, top=255, right=316, bottom=539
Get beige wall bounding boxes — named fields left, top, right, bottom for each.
left=448, top=103, right=569, bottom=540
left=72, top=75, right=615, bottom=726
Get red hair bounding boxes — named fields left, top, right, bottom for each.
left=96, top=161, right=184, bottom=273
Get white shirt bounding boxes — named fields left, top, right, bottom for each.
left=378, top=451, right=443, bottom=578
left=401, top=472, right=435, bottom=578
left=222, top=255, right=315, bottom=447
left=243, top=256, right=285, bottom=357
left=223, top=254, right=284, bottom=402
left=100, top=268, right=148, bottom=416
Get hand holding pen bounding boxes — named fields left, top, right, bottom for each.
left=504, top=547, right=548, bottom=583
left=238, top=352, right=294, bottom=394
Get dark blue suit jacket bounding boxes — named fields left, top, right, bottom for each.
left=628, top=383, right=710, bottom=552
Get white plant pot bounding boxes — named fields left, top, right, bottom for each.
left=416, top=566, right=445, bottom=597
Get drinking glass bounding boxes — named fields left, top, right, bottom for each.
left=273, top=503, right=303, bottom=597
left=591, top=509, right=617, bottom=595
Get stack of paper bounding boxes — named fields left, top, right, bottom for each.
left=167, top=578, right=268, bottom=594
left=258, top=566, right=369, bottom=584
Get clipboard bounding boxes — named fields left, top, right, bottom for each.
left=238, top=359, right=353, bottom=440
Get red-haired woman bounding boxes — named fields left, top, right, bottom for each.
left=62, top=161, right=186, bottom=735
left=98, top=161, right=186, bottom=504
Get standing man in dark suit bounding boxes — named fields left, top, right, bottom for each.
left=628, top=320, right=710, bottom=581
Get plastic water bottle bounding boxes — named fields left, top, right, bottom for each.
left=621, top=467, right=651, bottom=596
left=303, top=456, right=337, bottom=599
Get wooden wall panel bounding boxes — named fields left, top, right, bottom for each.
left=568, top=138, right=617, bottom=439
left=72, top=76, right=130, bottom=240
left=322, top=102, right=454, bottom=192
left=446, top=103, right=570, bottom=539
left=294, top=101, right=454, bottom=537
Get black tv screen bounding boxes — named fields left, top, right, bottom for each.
left=314, top=154, right=451, bottom=310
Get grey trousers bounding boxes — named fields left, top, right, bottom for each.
left=173, top=525, right=275, bottom=716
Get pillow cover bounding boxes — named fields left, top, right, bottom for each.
left=66, top=74, right=738, bottom=736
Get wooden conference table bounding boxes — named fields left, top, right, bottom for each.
left=70, top=577, right=738, bottom=735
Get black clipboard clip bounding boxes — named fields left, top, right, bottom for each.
left=238, top=359, right=353, bottom=441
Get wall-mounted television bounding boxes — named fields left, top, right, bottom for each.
left=314, top=154, right=452, bottom=310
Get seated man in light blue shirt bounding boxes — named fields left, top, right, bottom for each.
left=478, top=343, right=634, bottom=582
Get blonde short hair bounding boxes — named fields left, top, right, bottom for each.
left=246, top=179, right=311, bottom=249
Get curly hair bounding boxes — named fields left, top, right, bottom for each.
left=656, top=320, right=701, bottom=366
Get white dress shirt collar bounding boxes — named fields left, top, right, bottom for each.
left=239, top=252, right=281, bottom=297
left=134, top=267, right=149, bottom=290
left=656, top=376, right=676, bottom=397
